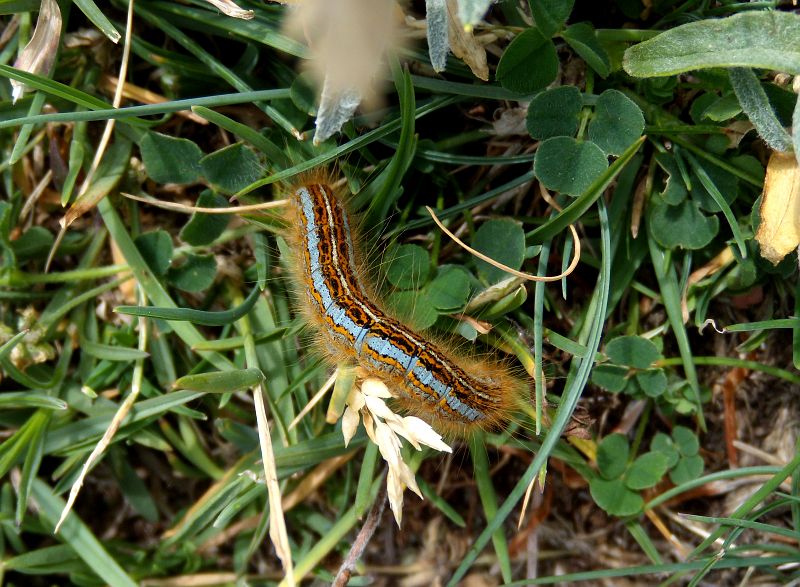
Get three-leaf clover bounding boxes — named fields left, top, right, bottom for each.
left=651, top=426, right=704, bottom=485
left=591, top=335, right=667, bottom=397
left=589, top=433, right=669, bottom=516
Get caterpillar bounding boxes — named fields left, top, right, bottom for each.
left=286, top=179, right=527, bottom=436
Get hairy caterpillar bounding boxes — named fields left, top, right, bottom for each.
left=286, top=179, right=527, bottom=436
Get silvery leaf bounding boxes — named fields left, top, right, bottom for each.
left=313, top=76, right=362, bottom=144
left=426, top=0, right=449, bottom=72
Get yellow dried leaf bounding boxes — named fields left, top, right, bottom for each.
left=687, top=246, right=735, bottom=288
left=755, top=151, right=800, bottom=265
left=109, top=238, right=136, bottom=304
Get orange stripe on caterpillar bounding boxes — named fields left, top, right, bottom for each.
left=288, top=181, right=526, bottom=435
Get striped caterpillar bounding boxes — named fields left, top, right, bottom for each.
left=287, top=180, right=527, bottom=436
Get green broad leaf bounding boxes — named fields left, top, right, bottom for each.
left=689, top=92, right=720, bottom=123
left=174, top=368, right=265, bottom=393
left=623, top=376, right=641, bottom=395
left=10, top=226, right=53, bottom=260
left=651, top=432, right=680, bottom=469
left=199, top=143, right=263, bottom=195
left=605, top=336, right=660, bottom=369
left=179, top=191, right=230, bottom=246
left=140, top=132, right=204, bottom=184
left=480, top=284, right=528, bottom=320
left=526, top=85, right=582, bottom=140
left=472, top=218, right=525, bottom=285
left=387, top=290, right=439, bottom=330
left=496, top=28, right=559, bottom=94
left=596, top=433, right=629, bottom=480
left=456, top=320, right=478, bottom=341
left=588, top=90, right=645, bottom=156
left=623, top=11, right=800, bottom=78
left=534, top=137, right=608, bottom=197
left=654, top=153, right=688, bottom=205
left=425, top=266, right=472, bottom=311
left=635, top=368, right=668, bottom=397
left=562, top=22, right=611, bottom=78
left=674, top=398, right=696, bottom=416
left=670, top=454, right=704, bottom=485
left=529, top=0, right=574, bottom=38
left=589, top=477, right=643, bottom=516
left=625, top=451, right=669, bottom=490
left=591, top=363, right=629, bottom=393
left=167, top=253, right=217, bottom=292
left=731, top=155, right=765, bottom=183
left=134, top=230, right=173, bottom=276
left=701, top=93, right=742, bottom=122
left=526, top=244, right=543, bottom=258
left=289, top=72, right=317, bottom=116
left=672, top=425, right=700, bottom=456
left=529, top=137, right=644, bottom=244
left=648, top=199, right=719, bottom=250
left=386, top=244, right=430, bottom=290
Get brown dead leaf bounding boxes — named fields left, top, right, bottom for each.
left=446, top=0, right=488, bottom=81
left=100, top=75, right=208, bottom=125
left=755, top=151, right=800, bottom=265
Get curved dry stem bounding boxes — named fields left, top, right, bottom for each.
left=425, top=206, right=581, bottom=283
left=121, top=192, right=289, bottom=214
left=288, top=370, right=337, bottom=431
